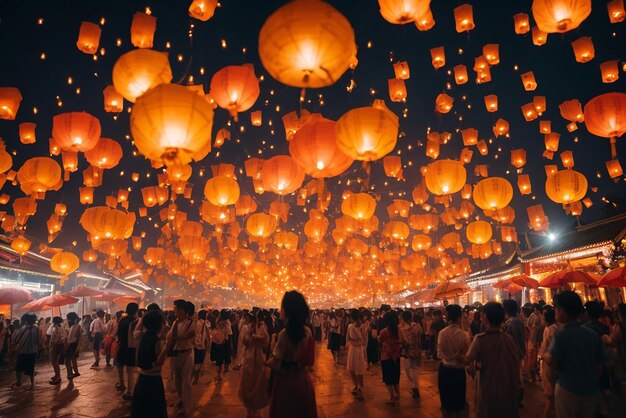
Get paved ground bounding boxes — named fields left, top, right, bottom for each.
left=1, top=343, right=624, bottom=418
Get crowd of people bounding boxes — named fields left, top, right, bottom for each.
left=1, top=290, right=625, bottom=418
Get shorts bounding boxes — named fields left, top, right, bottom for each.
left=381, top=358, right=401, bottom=385
left=212, top=343, right=225, bottom=366
left=194, top=348, right=206, bottom=365
left=15, top=353, right=37, bottom=376
left=93, top=332, right=104, bottom=351
left=438, top=363, right=466, bottom=412
left=66, top=342, right=79, bottom=360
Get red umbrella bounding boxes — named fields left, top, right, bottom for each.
left=539, top=270, right=599, bottom=289
left=511, top=274, right=539, bottom=289
left=492, top=279, right=524, bottom=294
left=23, top=293, right=79, bottom=312
left=493, top=278, right=514, bottom=289
left=65, top=285, right=103, bottom=316
left=0, top=287, right=32, bottom=319
left=597, top=267, right=626, bottom=288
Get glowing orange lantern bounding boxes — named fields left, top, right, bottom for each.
left=131, top=12, right=156, bottom=48
left=103, top=86, right=123, bottom=113
left=521, top=71, right=537, bottom=91
left=261, top=155, right=305, bottom=195
left=378, top=0, right=431, bottom=24
left=461, top=128, right=478, bottom=146
left=246, top=213, right=277, bottom=238
left=393, top=61, right=410, bottom=79
left=483, top=44, right=499, bottom=65
left=430, top=47, right=445, bottom=69
left=545, top=132, right=560, bottom=151
left=513, top=13, right=530, bottom=34
left=435, top=93, right=453, bottom=113
left=79, top=187, right=94, bottom=204
left=290, top=115, right=353, bottom=178
left=258, top=0, right=357, bottom=88
left=584, top=92, right=626, bottom=159
left=454, top=65, right=468, bottom=85
left=131, top=83, right=214, bottom=165
left=11, top=235, right=32, bottom=255
left=388, top=79, right=407, bottom=102
left=511, top=149, right=527, bottom=168
left=454, top=4, right=475, bottom=32
left=84, top=138, right=123, bottom=170
left=336, top=100, right=399, bottom=161
left=112, top=49, right=172, bottom=102
left=606, top=159, right=623, bottom=178
left=204, top=175, right=240, bottom=206
left=608, top=0, right=626, bottom=22
left=209, top=64, right=260, bottom=120
left=571, top=37, right=594, bottom=63
left=493, top=118, right=509, bottom=136
left=0, top=87, right=22, bottom=120
left=76, top=22, right=101, bottom=54
left=484, top=95, right=498, bottom=112
left=19, top=122, right=36, bottom=144
left=532, top=26, right=548, bottom=45
left=473, top=177, right=513, bottom=210
left=517, top=174, right=532, bottom=195
left=80, top=206, right=135, bottom=240
left=424, top=159, right=466, bottom=196
left=466, top=220, right=492, bottom=244
left=52, top=112, right=101, bottom=152
left=560, top=150, right=574, bottom=168
left=342, top=193, right=376, bottom=220
left=532, top=0, right=591, bottom=33
left=415, top=8, right=435, bottom=30
left=189, top=0, right=218, bottom=21
left=600, top=61, right=619, bottom=83
left=17, top=157, right=62, bottom=195
left=540, top=121, right=552, bottom=134
left=411, top=234, right=432, bottom=251
left=545, top=169, right=588, bottom=204
left=251, top=111, right=262, bottom=126
left=521, top=103, right=538, bottom=121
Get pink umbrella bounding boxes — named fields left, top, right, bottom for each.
left=0, top=287, right=32, bottom=319
left=23, top=293, right=79, bottom=312
left=65, top=285, right=103, bottom=316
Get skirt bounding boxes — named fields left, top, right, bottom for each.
left=346, top=345, right=365, bottom=375
left=131, top=374, right=167, bottom=418
left=327, top=333, right=341, bottom=352
left=194, top=348, right=206, bottom=365
left=366, top=338, right=380, bottom=364
left=381, top=358, right=401, bottom=385
left=438, top=363, right=466, bottom=412
left=270, top=369, right=317, bottom=418
left=15, top=353, right=37, bottom=376
left=212, top=343, right=226, bottom=365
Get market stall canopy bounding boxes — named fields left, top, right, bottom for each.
left=22, top=293, right=79, bottom=311
left=66, top=285, right=103, bottom=297
left=539, top=269, right=599, bottom=288
left=0, top=287, right=32, bottom=305
left=597, top=267, right=626, bottom=288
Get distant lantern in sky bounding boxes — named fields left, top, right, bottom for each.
left=342, top=192, right=376, bottom=220
left=0, top=87, right=22, bottom=120
left=600, top=61, right=619, bottom=83
left=415, top=7, right=435, bottom=30
left=188, top=0, right=218, bottom=21
left=454, top=4, right=475, bottom=32
left=521, top=71, right=537, bottom=91
left=531, top=0, right=591, bottom=33
left=482, top=44, right=500, bottom=65
left=112, top=49, right=172, bottom=102
left=435, top=93, right=454, bottom=113
left=424, top=159, right=466, bottom=196
left=513, top=13, right=530, bottom=34
left=76, top=21, right=101, bottom=54
left=583, top=92, right=626, bottom=159
left=393, top=61, right=410, bottom=79
left=103, top=85, right=123, bottom=113
left=336, top=100, right=399, bottom=161
left=378, top=0, right=431, bottom=24
left=261, top=155, right=305, bottom=195
left=130, top=83, right=214, bottom=165
left=246, top=213, right=277, bottom=238
left=258, top=0, right=357, bottom=88
left=571, top=37, right=595, bottom=63
left=52, top=112, right=101, bottom=152
left=608, top=0, right=626, bottom=23
left=545, top=169, right=588, bottom=204
left=204, top=175, right=240, bottom=206
left=430, top=47, right=445, bottom=69
left=466, top=220, right=492, bottom=244
left=484, top=95, right=498, bottom=112
left=209, top=64, right=260, bottom=121
left=84, top=138, right=123, bottom=170
left=289, top=115, right=353, bottom=178
left=131, top=12, right=157, bottom=48
left=532, top=26, right=548, bottom=45
left=18, top=122, right=36, bottom=144
left=473, top=177, right=513, bottom=210
left=454, top=65, right=468, bottom=84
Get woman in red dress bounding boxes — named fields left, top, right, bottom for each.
left=267, top=291, right=317, bottom=418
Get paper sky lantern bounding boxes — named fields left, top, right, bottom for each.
left=393, top=61, right=410, bottom=79
left=517, top=174, right=532, bottom=195
left=209, top=64, right=260, bottom=120
left=378, top=0, right=431, bottom=24
left=606, top=159, right=623, bottom=178
left=304, top=217, right=329, bottom=241
left=513, top=13, right=530, bottom=34
left=261, top=155, right=305, bottom=195
left=131, top=83, right=214, bottom=165
left=11, top=235, right=31, bottom=255
left=411, top=234, right=432, bottom=251
left=461, top=128, right=478, bottom=146
left=250, top=111, right=262, bottom=126
left=521, top=71, right=537, bottom=91
left=545, top=169, right=588, bottom=204
left=532, top=26, right=548, bottom=45
left=289, top=115, right=353, bottom=178
left=80, top=206, right=135, bottom=240
left=435, top=93, right=453, bottom=113
left=79, top=187, right=94, bottom=204
left=52, top=112, right=101, bottom=152
left=189, top=0, right=218, bottom=21
left=424, top=159, right=466, bottom=196
left=473, top=177, right=513, bottom=210
left=608, top=0, right=626, bottom=22
left=466, top=220, right=492, bottom=244
left=0, top=149, right=12, bottom=173
left=0, top=87, right=22, bottom=120
left=571, top=37, right=594, bottom=63
left=112, top=49, right=172, bottom=102
left=430, top=47, right=445, bottom=69
left=76, top=21, right=101, bottom=54
left=454, top=4, right=475, bottom=32
left=18, top=122, right=36, bottom=145
left=583, top=92, right=626, bottom=159
left=545, top=132, right=560, bottom=151
left=511, top=149, right=527, bottom=168
left=85, top=138, right=123, bottom=169
left=204, top=175, right=240, bottom=206
left=336, top=100, right=399, bottom=161
left=50, top=251, right=80, bottom=277
left=483, top=44, right=499, bottom=65
left=454, top=65, right=468, bottom=84
left=415, top=7, right=435, bottom=30
left=17, top=157, right=62, bottom=195
left=342, top=193, right=376, bottom=220
left=258, top=0, right=357, bottom=88
left=388, top=79, right=407, bottom=102
left=484, top=95, right=498, bottom=112
left=246, top=213, right=277, bottom=238
left=103, top=85, right=124, bottom=113
left=131, top=12, right=156, bottom=49
left=532, top=0, right=591, bottom=33
left=600, top=61, right=619, bottom=83
left=384, top=221, right=409, bottom=241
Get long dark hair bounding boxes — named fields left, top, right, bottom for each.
left=383, top=310, right=399, bottom=337
left=281, top=290, right=309, bottom=344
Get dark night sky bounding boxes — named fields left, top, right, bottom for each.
left=0, top=0, right=625, bottom=284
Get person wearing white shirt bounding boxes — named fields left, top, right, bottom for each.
left=192, top=310, right=210, bottom=384
left=166, top=300, right=196, bottom=417
left=89, top=310, right=106, bottom=368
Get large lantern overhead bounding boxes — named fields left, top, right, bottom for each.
left=473, top=177, right=514, bottom=210
left=112, top=49, right=172, bottom=102
left=545, top=169, right=588, bottom=204
left=424, top=159, right=467, bottom=196
left=209, top=64, right=260, bottom=120
left=583, top=92, right=626, bottom=159
left=130, top=83, right=214, bottom=166
left=341, top=193, right=377, bottom=220
left=378, top=0, right=432, bottom=24
left=246, top=213, right=277, bottom=238
left=80, top=206, right=135, bottom=240
left=289, top=115, right=354, bottom=178
left=52, top=112, right=101, bottom=152
left=531, top=0, right=591, bottom=33
left=466, top=220, right=492, bottom=244
left=50, top=252, right=80, bottom=276
left=336, top=100, right=399, bottom=162
left=258, top=0, right=357, bottom=88
left=84, top=138, right=123, bottom=169
left=204, top=175, right=240, bottom=206
left=261, top=155, right=305, bottom=195
left=17, top=157, right=63, bottom=195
